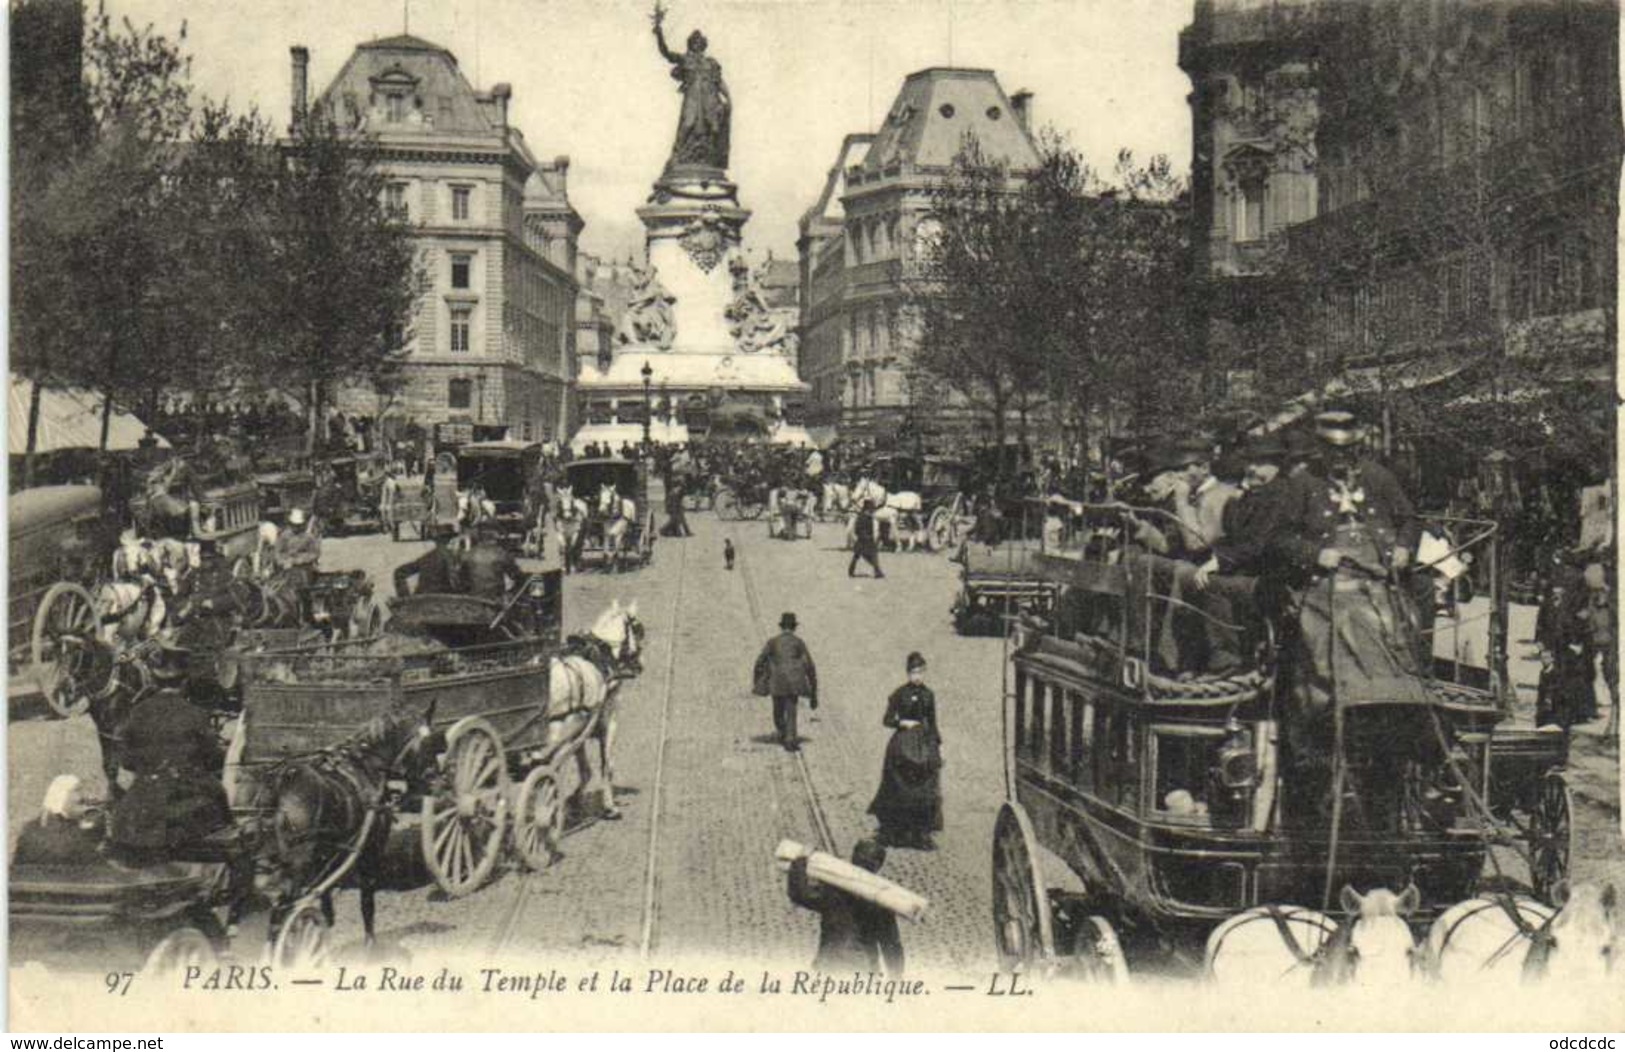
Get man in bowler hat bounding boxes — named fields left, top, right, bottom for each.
left=754, top=612, right=819, bottom=751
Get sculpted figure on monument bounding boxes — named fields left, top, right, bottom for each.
left=652, top=2, right=731, bottom=173
left=617, top=265, right=677, bottom=350
left=726, top=258, right=792, bottom=355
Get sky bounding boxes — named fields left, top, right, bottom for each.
left=106, top=0, right=1195, bottom=262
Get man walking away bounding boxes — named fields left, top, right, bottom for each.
left=786, top=839, right=904, bottom=975
left=753, top=612, right=818, bottom=751
left=849, top=501, right=885, bottom=579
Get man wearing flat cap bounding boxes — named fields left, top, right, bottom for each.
left=753, top=612, right=819, bottom=751
left=787, top=839, right=905, bottom=974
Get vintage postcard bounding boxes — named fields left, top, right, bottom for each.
left=7, top=0, right=1622, bottom=1033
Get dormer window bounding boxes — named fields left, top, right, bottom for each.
left=387, top=94, right=408, bottom=123
left=370, top=64, right=422, bottom=127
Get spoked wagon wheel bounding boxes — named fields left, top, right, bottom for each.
left=992, top=801, right=1056, bottom=974
left=715, top=490, right=739, bottom=520
left=513, top=764, right=565, bottom=871
left=1529, top=770, right=1573, bottom=903
left=142, top=926, right=219, bottom=976
left=1066, top=915, right=1130, bottom=984
left=31, top=582, right=98, bottom=718
left=270, top=900, right=331, bottom=970
left=927, top=507, right=954, bottom=552
left=348, top=597, right=384, bottom=640
left=422, top=717, right=510, bottom=896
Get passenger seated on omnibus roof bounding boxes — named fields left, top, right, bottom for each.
left=12, top=775, right=106, bottom=868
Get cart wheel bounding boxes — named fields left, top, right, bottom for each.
left=31, top=582, right=98, bottom=718
left=992, top=801, right=1056, bottom=973
left=513, top=765, right=564, bottom=871
left=231, top=557, right=253, bottom=581
left=142, top=926, right=218, bottom=976
left=1530, top=770, right=1573, bottom=904
left=422, top=717, right=509, bottom=897
left=927, top=507, right=953, bottom=552
left=270, top=900, right=331, bottom=970
left=1066, top=915, right=1130, bottom=983
left=740, top=500, right=765, bottom=521
left=715, top=492, right=739, bottom=520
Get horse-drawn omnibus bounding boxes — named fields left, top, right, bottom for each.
left=992, top=504, right=1572, bottom=982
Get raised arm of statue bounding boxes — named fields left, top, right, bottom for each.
left=652, top=3, right=680, bottom=64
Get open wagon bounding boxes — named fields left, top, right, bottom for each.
left=990, top=505, right=1563, bottom=980
left=233, top=575, right=595, bottom=899
left=8, top=485, right=114, bottom=716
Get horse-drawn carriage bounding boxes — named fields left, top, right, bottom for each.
left=990, top=504, right=1577, bottom=982
left=456, top=441, right=545, bottom=550
left=951, top=542, right=1059, bottom=636
left=714, top=474, right=768, bottom=521
left=8, top=485, right=118, bottom=716
left=848, top=454, right=973, bottom=553
left=317, top=452, right=389, bottom=536
left=254, top=468, right=316, bottom=528
left=559, top=458, right=656, bottom=572
left=225, top=580, right=639, bottom=952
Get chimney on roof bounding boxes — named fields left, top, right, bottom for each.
left=290, top=46, right=309, bottom=130
left=1011, top=89, right=1033, bottom=133
left=491, top=82, right=512, bottom=129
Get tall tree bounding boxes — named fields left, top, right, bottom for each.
left=261, top=107, right=424, bottom=454
left=907, top=133, right=1191, bottom=476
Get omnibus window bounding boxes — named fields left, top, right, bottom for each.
left=1110, top=711, right=1139, bottom=812
left=1092, top=703, right=1111, bottom=796
left=1153, top=729, right=1222, bottom=818
left=1068, top=692, right=1087, bottom=785
left=1049, top=688, right=1067, bottom=773
left=1028, top=679, right=1046, bottom=759
left=1013, top=671, right=1027, bottom=757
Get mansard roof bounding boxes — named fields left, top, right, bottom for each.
left=863, top=67, right=1039, bottom=172
left=315, top=33, right=496, bottom=138
left=799, top=132, right=874, bottom=230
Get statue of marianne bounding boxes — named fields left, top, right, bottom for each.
left=651, top=2, right=731, bottom=172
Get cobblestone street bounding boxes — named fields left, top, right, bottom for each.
left=10, top=495, right=1622, bottom=979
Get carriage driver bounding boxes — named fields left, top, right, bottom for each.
left=393, top=524, right=465, bottom=596
left=463, top=522, right=526, bottom=601
left=271, top=507, right=323, bottom=590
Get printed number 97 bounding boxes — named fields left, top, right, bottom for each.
left=105, top=972, right=134, bottom=996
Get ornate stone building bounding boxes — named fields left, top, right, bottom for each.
left=1181, top=0, right=1619, bottom=469
left=303, top=34, right=581, bottom=444
left=797, top=68, right=1039, bottom=443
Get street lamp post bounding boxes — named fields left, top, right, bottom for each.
left=641, top=361, right=653, bottom=453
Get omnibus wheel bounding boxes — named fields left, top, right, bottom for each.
left=992, top=801, right=1056, bottom=974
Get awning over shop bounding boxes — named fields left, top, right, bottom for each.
left=9, top=375, right=169, bottom=454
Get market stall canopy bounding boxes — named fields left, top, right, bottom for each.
left=9, top=376, right=169, bottom=454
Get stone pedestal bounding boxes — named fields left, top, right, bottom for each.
left=636, top=169, right=750, bottom=355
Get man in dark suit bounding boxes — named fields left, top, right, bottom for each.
left=393, top=525, right=464, bottom=596
left=1191, top=433, right=1314, bottom=670
left=787, top=839, right=905, bottom=975
left=463, top=523, right=525, bottom=601
left=108, top=645, right=230, bottom=859
left=753, top=612, right=818, bottom=751
left=849, top=501, right=884, bottom=578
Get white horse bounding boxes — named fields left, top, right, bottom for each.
left=552, top=486, right=589, bottom=573
left=846, top=477, right=921, bottom=550
left=545, top=599, right=644, bottom=824
left=1205, top=885, right=1420, bottom=987
left=596, top=483, right=637, bottom=572
left=821, top=480, right=853, bottom=518
left=1427, top=884, right=1616, bottom=984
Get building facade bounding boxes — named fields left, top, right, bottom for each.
left=304, top=35, right=581, bottom=445
left=1181, top=0, right=1619, bottom=461
left=797, top=69, right=1040, bottom=443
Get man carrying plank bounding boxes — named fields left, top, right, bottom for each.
left=783, top=839, right=909, bottom=976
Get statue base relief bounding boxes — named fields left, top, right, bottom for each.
left=636, top=173, right=752, bottom=354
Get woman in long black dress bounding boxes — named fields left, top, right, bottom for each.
left=869, top=652, right=942, bottom=849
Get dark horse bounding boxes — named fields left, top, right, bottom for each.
left=260, top=705, right=437, bottom=950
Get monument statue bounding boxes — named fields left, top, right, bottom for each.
left=651, top=2, right=731, bottom=173
left=617, top=264, right=678, bottom=350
